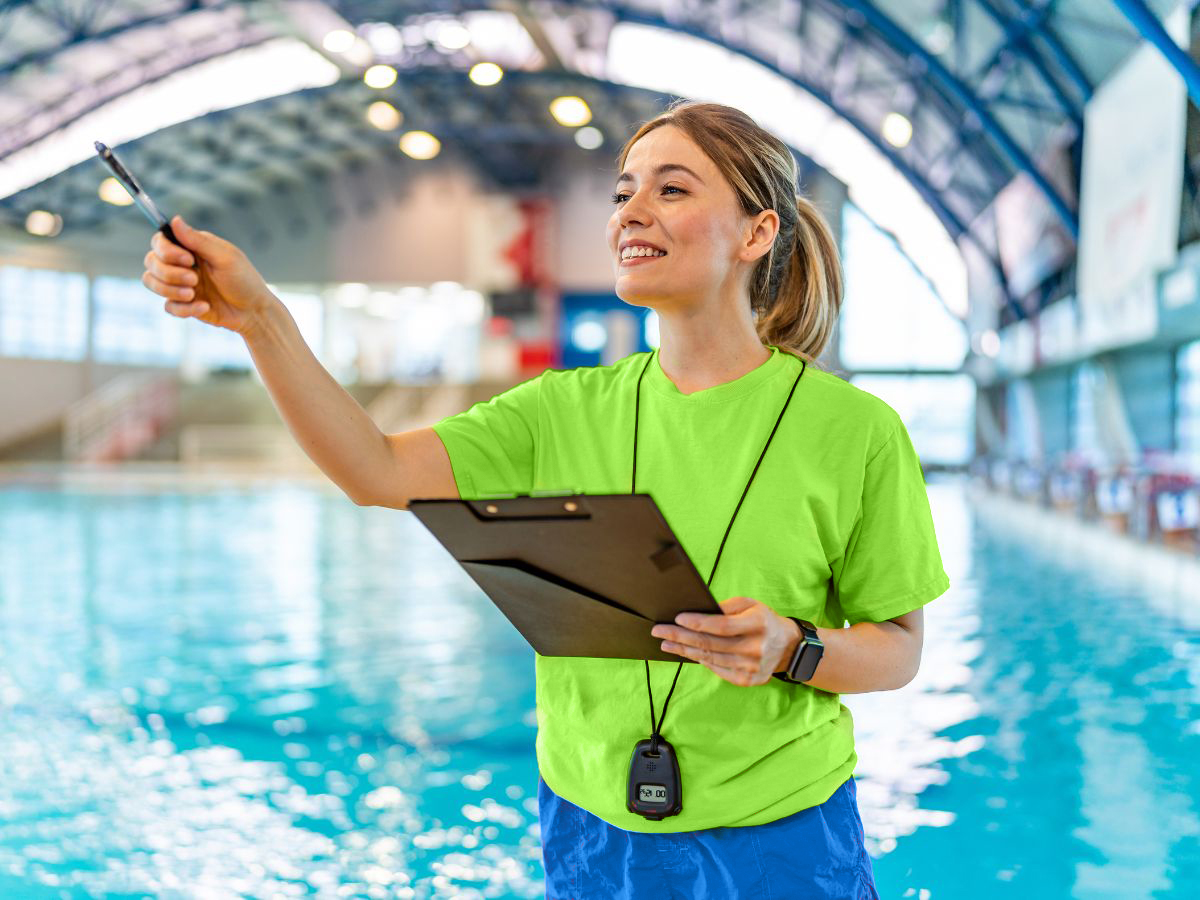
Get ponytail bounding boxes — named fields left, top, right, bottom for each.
left=752, top=193, right=843, bottom=367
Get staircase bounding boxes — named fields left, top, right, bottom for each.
left=62, top=373, right=179, bottom=463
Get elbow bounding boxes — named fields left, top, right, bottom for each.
left=893, top=652, right=921, bottom=690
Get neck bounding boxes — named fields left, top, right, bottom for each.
left=655, top=306, right=770, bottom=395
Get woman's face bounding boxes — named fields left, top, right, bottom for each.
left=606, top=125, right=760, bottom=313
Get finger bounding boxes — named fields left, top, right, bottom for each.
left=152, top=230, right=195, bottom=268
left=674, top=611, right=758, bottom=637
left=171, top=215, right=222, bottom=259
left=660, top=628, right=760, bottom=659
left=142, top=270, right=194, bottom=301
left=164, top=298, right=210, bottom=318
left=661, top=640, right=756, bottom=674
left=144, top=252, right=199, bottom=287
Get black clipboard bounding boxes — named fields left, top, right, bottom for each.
left=408, top=493, right=722, bottom=662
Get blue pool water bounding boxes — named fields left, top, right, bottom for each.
left=0, top=475, right=1197, bottom=898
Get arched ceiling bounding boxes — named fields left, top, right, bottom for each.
left=0, top=0, right=1189, bottom=316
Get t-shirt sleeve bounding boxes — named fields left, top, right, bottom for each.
left=829, top=417, right=950, bottom=625
left=430, top=374, right=542, bottom=500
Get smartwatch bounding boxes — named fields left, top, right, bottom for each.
left=772, top=617, right=824, bottom=684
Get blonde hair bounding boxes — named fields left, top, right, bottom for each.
left=615, top=100, right=843, bottom=367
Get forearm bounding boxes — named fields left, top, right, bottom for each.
left=241, top=299, right=390, bottom=504
left=787, top=620, right=920, bottom=694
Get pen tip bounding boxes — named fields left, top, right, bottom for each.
left=94, top=141, right=106, bottom=152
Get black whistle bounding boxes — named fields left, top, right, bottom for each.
left=627, top=736, right=683, bottom=820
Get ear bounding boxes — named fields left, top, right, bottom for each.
left=739, top=208, right=779, bottom=264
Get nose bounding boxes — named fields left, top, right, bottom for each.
left=615, top=187, right=650, bottom=229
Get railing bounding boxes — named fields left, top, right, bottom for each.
left=62, top=373, right=178, bottom=463
left=365, top=383, right=434, bottom=433
left=972, top=454, right=1200, bottom=554
left=365, top=383, right=468, bottom=433
left=178, top=424, right=314, bottom=470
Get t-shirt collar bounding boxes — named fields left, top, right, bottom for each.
left=645, top=344, right=788, bottom=403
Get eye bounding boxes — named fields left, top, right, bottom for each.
left=610, top=185, right=687, bottom=204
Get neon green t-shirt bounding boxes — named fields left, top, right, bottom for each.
left=431, top=344, right=950, bottom=833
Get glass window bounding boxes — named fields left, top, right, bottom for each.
left=189, top=318, right=251, bottom=373
left=1176, top=339, right=1200, bottom=470
left=0, top=265, right=87, bottom=360
left=1071, top=360, right=1104, bottom=463
left=849, top=374, right=975, bottom=467
left=839, top=204, right=968, bottom=371
left=275, top=289, right=324, bottom=357
left=325, top=285, right=483, bottom=383
left=93, top=276, right=185, bottom=365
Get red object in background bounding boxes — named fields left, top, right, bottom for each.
left=502, top=199, right=551, bottom=287
left=488, top=316, right=514, bottom=336
left=518, top=339, right=556, bottom=373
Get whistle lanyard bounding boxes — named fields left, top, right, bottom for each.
left=631, top=347, right=805, bottom=747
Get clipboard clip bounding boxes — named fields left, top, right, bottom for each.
left=467, top=494, right=592, bottom=521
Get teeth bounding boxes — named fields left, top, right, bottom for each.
left=621, top=246, right=667, bottom=259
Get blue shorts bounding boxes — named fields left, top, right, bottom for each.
left=538, top=775, right=879, bottom=899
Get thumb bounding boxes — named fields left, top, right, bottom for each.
left=170, top=215, right=215, bottom=253
left=717, top=595, right=757, bottom=615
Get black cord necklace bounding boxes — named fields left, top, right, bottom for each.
left=626, top=345, right=805, bottom=820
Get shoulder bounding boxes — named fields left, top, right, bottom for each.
left=537, top=351, right=652, bottom=398
left=793, top=358, right=903, bottom=456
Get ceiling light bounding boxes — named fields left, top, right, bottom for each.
left=399, top=131, right=441, bottom=160
left=549, top=96, right=591, bottom=127
left=882, top=112, right=913, bottom=148
left=574, top=126, right=603, bottom=150
left=364, top=65, right=397, bottom=89
left=26, top=210, right=63, bottom=237
left=99, top=177, right=134, bottom=205
left=923, top=21, right=954, bottom=56
left=363, top=23, right=403, bottom=56
left=366, top=101, right=402, bottom=131
left=322, top=29, right=356, bottom=54
left=434, top=22, right=471, bottom=50
left=979, top=330, right=1000, bottom=358
left=469, top=62, right=503, bottom=86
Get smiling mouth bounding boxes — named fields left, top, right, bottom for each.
left=619, top=252, right=668, bottom=265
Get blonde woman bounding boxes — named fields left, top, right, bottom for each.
left=142, top=100, right=948, bottom=898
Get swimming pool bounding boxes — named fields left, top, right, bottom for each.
left=0, top=474, right=1196, bottom=898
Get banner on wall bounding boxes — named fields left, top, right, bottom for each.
left=1077, top=3, right=1188, bottom=352
left=465, top=196, right=554, bottom=292
left=993, top=128, right=1077, bottom=301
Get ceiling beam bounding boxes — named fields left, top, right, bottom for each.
left=1111, top=0, right=1200, bottom=109
left=835, top=0, right=1077, bottom=240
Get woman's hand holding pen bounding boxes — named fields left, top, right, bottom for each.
left=650, top=596, right=802, bottom=687
left=142, top=214, right=277, bottom=338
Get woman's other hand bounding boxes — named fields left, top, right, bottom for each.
left=650, top=596, right=801, bottom=686
left=142, top=214, right=277, bottom=337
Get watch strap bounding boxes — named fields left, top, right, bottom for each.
left=772, top=617, right=824, bottom=684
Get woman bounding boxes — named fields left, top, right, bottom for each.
left=142, top=100, right=949, bottom=898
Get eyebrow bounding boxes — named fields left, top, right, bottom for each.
left=616, top=163, right=706, bottom=185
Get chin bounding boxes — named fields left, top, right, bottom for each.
left=614, top=285, right=662, bottom=314
left=613, top=286, right=678, bottom=314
